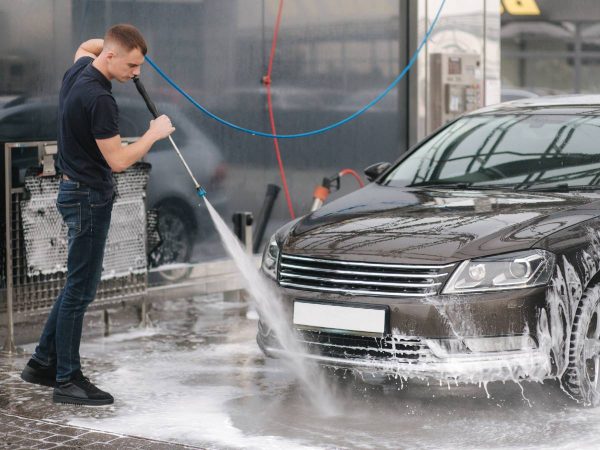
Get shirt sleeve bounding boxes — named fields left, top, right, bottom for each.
left=74, top=56, right=93, bottom=69
left=90, top=94, right=119, bottom=139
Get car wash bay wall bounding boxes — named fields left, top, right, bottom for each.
left=0, top=0, right=499, bottom=261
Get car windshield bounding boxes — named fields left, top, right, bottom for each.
left=382, top=113, right=600, bottom=190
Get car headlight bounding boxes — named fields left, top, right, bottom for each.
left=442, top=249, right=555, bottom=294
left=261, top=236, right=280, bottom=280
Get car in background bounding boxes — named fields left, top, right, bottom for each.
left=500, top=87, right=539, bottom=103
left=0, top=95, right=228, bottom=278
left=258, top=95, right=600, bottom=406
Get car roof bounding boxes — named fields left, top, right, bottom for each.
left=470, top=94, right=600, bottom=115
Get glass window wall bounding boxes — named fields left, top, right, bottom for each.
left=0, top=0, right=408, bottom=265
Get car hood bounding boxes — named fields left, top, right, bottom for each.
left=284, top=184, right=600, bottom=264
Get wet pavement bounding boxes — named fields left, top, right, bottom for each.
left=0, top=409, right=198, bottom=449
left=2, top=294, right=600, bottom=449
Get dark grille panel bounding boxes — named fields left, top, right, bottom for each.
left=279, top=254, right=454, bottom=297
left=298, top=331, right=433, bottom=363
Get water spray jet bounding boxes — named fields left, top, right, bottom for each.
left=132, top=76, right=339, bottom=415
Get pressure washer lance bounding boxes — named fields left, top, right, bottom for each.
left=132, top=76, right=207, bottom=198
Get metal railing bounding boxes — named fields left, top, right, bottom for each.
left=1, top=140, right=254, bottom=352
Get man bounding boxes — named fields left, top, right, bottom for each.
left=20, top=24, right=174, bottom=406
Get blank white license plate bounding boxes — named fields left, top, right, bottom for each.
left=293, top=301, right=386, bottom=334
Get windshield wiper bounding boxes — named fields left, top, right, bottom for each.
left=515, top=182, right=600, bottom=192
left=407, top=181, right=600, bottom=192
left=409, top=182, right=520, bottom=190
left=408, top=182, right=473, bottom=189
left=468, top=184, right=519, bottom=190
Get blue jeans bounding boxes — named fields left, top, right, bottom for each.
left=32, top=179, right=114, bottom=382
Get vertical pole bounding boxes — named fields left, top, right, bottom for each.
left=518, top=39, right=526, bottom=88
left=244, top=220, right=253, bottom=257
left=574, top=23, right=582, bottom=94
left=138, top=300, right=153, bottom=328
left=483, top=0, right=487, bottom=105
left=232, top=212, right=254, bottom=255
left=3, top=145, right=16, bottom=353
left=407, top=0, right=420, bottom=147
left=103, top=309, right=110, bottom=337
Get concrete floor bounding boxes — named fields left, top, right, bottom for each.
left=2, top=294, right=600, bottom=449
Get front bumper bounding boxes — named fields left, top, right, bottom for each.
left=257, top=273, right=552, bottom=382
left=257, top=327, right=552, bottom=382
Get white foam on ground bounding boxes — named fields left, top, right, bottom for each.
left=71, top=388, right=317, bottom=449
left=70, top=336, right=318, bottom=449
left=97, top=326, right=163, bottom=343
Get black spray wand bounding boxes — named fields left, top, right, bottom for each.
left=133, top=76, right=207, bottom=198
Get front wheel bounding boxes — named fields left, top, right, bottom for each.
left=562, top=284, right=600, bottom=406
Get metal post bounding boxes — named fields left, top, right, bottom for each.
left=231, top=211, right=254, bottom=303
left=244, top=217, right=253, bottom=257
left=138, top=300, right=153, bottom=328
left=103, top=309, right=110, bottom=337
left=2, top=144, right=16, bottom=354
left=232, top=212, right=254, bottom=256
left=574, top=23, right=582, bottom=94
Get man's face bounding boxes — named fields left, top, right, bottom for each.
left=106, top=45, right=145, bottom=82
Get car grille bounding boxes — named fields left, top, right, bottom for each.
left=298, top=331, right=434, bottom=363
left=278, top=254, right=454, bottom=297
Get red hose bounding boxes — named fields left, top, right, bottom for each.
left=264, top=3, right=363, bottom=216
left=264, top=0, right=296, bottom=219
left=338, top=169, right=364, bottom=188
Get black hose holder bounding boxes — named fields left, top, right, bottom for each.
left=253, top=184, right=280, bottom=253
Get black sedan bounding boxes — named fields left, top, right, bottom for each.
left=258, top=95, right=600, bottom=406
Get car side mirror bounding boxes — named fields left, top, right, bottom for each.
left=364, top=162, right=391, bottom=182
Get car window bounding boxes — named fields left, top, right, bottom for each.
left=383, top=113, right=600, bottom=189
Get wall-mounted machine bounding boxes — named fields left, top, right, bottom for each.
left=429, top=53, right=483, bottom=132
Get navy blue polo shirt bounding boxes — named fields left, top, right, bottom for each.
left=56, top=56, right=119, bottom=191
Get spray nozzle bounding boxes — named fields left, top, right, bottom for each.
left=325, top=174, right=341, bottom=192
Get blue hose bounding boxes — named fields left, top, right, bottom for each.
left=145, top=0, right=446, bottom=139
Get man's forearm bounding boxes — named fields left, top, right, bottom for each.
left=111, top=133, right=158, bottom=172
left=98, top=116, right=174, bottom=173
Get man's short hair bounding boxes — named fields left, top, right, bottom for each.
left=105, top=24, right=147, bottom=55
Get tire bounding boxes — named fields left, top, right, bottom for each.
left=562, top=284, right=600, bottom=406
left=150, top=202, right=194, bottom=282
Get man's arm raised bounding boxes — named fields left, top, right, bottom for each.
left=75, top=39, right=104, bottom=62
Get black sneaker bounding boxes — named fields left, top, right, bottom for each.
left=20, top=359, right=56, bottom=388
left=53, top=371, right=114, bottom=406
